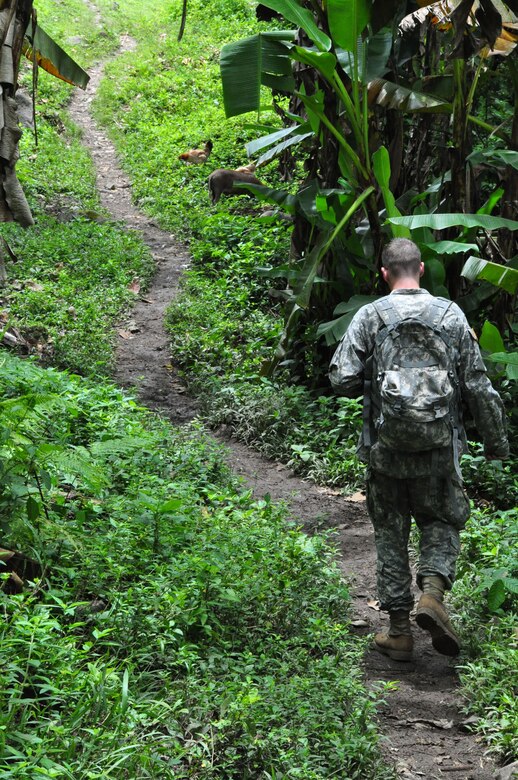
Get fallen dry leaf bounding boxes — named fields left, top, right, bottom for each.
left=367, top=598, right=380, bottom=611
left=345, top=491, right=366, bottom=502
left=118, top=329, right=133, bottom=340
left=26, top=280, right=44, bottom=291
left=128, top=277, right=140, bottom=294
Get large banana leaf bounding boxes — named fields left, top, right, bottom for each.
left=461, top=256, right=518, bottom=294
left=372, top=146, right=410, bottom=237
left=246, top=122, right=313, bottom=165
left=317, top=295, right=378, bottom=345
left=336, top=29, right=393, bottom=84
left=424, top=240, right=479, bottom=254
left=24, top=22, right=89, bottom=89
left=220, top=31, right=295, bottom=118
left=388, top=213, right=518, bottom=231
left=256, top=129, right=314, bottom=166
left=468, top=148, right=518, bottom=171
left=368, top=79, right=450, bottom=112
left=327, top=0, right=371, bottom=52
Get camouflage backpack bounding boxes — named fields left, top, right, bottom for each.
left=363, top=297, right=461, bottom=456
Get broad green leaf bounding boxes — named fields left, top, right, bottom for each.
left=291, top=46, right=337, bottom=82
left=26, top=496, right=40, bottom=522
left=485, top=351, right=518, bottom=366
left=246, top=123, right=313, bottom=165
left=337, top=29, right=392, bottom=83
left=485, top=351, right=518, bottom=380
left=493, top=150, right=518, bottom=170
left=232, top=183, right=297, bottom=214
left=327, top=0, right=371, bottom=51
left=255, top=129, right=314, bottom=166
left=159, top=498, right=183, bottom=514
left=480, top=321, right=505, bottom=354
left=461, top=255, right=518, bottom=295
left=424, top=240, right=478, bottom=255
left=334, top=295, right=378, bottom=315
left=24, top=22, right=89, bottom=89
left=315, top=188, right=356, bottom=226
left=388, top=213, right=518, bottom=233
left=373, top=146, right=409, bottom=236
left=318, top=295, right=378, bottom=345
left=487, top=579, right=506, bottom=611
left=246, top=125, right=303, bottom=156
left=368, top=78, right=450, bottom=112
left=259, top=0, right=331, bottom=51
left=502, top=577, right=518, bottom=595
left=220, top=32, right=295, bottom=118
left=467, top=148, right=518, bottom=171
left=422, top=257, right=446, bottom=293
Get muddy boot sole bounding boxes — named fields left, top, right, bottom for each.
left=415, top=607, right=460, bottom=657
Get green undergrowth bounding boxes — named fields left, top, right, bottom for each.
left=0, top=353, right=395, bottom=779
left=451, top=507, right=518, bottom=760
left=0, top=0, right=154, bottom=376
left=4, top=0, right=516, bottom=767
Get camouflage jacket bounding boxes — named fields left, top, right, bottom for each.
left=329, top=289, right=509, bottom=476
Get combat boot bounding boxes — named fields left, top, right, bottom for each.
left=374, top=609, right=413, bottom=661
left=415, top=593, right=460, bottom=656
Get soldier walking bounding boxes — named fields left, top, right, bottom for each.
left=329, top=238, right=509, bottom=661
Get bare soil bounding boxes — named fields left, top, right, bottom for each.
left=67, top=43, right=504, bottom=780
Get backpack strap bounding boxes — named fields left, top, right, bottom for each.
left=372, top=298, right=401, bottom=328
left=422, top=299, right=464, bottom=482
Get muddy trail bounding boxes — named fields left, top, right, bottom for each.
left=68, top=40, right=502, bottom=780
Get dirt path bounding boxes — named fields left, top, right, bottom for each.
left=68, top=40, right=502, bottom=780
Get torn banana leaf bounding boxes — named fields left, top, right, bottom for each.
left=23, top=21, right=89, bottom=89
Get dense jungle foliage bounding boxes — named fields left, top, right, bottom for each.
left=0, top=0, right=516, bottom=775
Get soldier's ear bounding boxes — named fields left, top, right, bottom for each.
left=419, top=262, right=425, bottom=278
left=381, top=266, right=389, bottom=283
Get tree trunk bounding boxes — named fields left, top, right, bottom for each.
left=0, top=0, right=34, bottom=227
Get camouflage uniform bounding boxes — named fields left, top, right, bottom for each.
left=329, top=288, right=509, bottom=612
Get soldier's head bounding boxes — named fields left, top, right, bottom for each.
left=381, top=238, right=424, bottom=290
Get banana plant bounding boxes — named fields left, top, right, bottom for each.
left=218, top=0, right=518, bottom=373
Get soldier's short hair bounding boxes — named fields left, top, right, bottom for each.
left=382, top=238, right=421, bottom=279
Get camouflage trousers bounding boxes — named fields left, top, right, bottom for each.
left=366, top=469, right=471, bottom=612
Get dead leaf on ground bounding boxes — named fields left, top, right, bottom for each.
left=118, top=329, right=134, bottom=340
left=140, top=296, right=154, bottom=304
left=367, top=598, right=380, bottom=611
left=128, top=278, right=140, bottom=294
left=26, top=280, right=44, bottom=291
left=350, top=619, right=369, bottom=627
left=345, top=491, right=366, bottom=502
